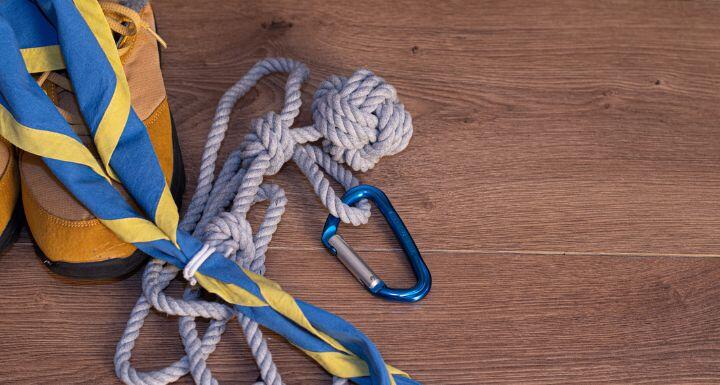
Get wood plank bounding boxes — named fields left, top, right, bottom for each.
left=2, top=0, right=720, bottom=383
left=1, top=245, right=720, bottom=383
left=143, top=0, right=720, bottom=256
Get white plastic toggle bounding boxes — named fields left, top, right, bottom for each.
left=183, top=243, right=216, bottom=286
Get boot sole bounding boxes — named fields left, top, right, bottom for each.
left=30, top=114, right=186, bottom=279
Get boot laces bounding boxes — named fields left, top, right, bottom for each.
left=36, top=2, right=167, bottom=130
left=99, top=1, right=167, bottom=56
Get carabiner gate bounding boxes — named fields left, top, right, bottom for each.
left=321, top=185, right=432, bottom=302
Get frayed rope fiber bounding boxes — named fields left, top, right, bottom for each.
left=115, top=57, right=413, bottom=385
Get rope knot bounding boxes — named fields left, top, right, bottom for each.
left=312, top=69, right=413, bottom=172
left=243, top=111, right=296, bottom=175
left=202, top=212, right=255, bottom=260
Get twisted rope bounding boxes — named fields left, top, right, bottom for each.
left=115, top=57, right=412, bottom=385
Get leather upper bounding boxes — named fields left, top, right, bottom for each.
left=0, top=140, right=18, bottom=234
left=20, top=4, right=175, bottom=264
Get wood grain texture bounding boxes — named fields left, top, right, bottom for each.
left=1, top=0, right=720, bottom=383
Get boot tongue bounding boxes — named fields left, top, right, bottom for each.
left=55, top=88, right=99, bottom=151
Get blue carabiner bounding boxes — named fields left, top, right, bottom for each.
left=321, top=184, right=431, bottom=302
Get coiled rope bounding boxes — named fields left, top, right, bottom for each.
left=115, top=57, right=413, bottom=385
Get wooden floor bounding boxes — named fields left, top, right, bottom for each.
left=2, top=0, right=720, bottom=383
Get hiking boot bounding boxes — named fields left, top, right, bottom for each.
left=20, top=2, right=185, bottom=278
left=0, top=139, right=21, bottom=254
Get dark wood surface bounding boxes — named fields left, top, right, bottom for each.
left=2, top=0, right=720, bottom=383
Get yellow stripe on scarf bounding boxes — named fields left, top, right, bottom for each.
left=0, top=104, right=109, bottom=181
left=21, top=45, right=65, bottom=73
left=195, top=273, right=268, bottom=307
left=155, top=184, right=179, bottom=245
left=100, top=217, right=171, bottom=244
left=302, top=350, right=406, bottom=384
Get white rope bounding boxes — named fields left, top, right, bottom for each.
left=115, top=57, right=412, bottom=385
left=182, top=244, right=216, bottom=286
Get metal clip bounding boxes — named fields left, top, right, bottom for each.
left=321, top=185, right=432, bottom=302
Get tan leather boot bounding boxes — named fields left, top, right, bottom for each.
left=0, top=139, right=21, bottom=254
left=20, top=2, right=184, bottom=278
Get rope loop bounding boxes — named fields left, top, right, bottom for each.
left=183, top=244, right=216, bottom=286
left=203, top=212, right=255, bottom=261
